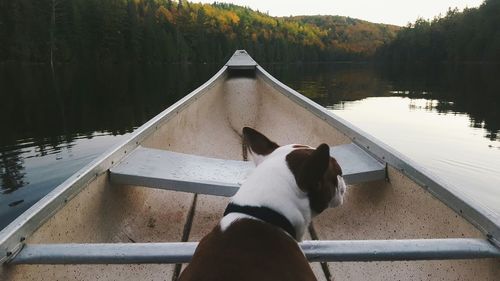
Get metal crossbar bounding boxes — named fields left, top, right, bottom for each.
left=109, top=144, right=385, bottom=197
left=8, top=239, right=500, bottom=265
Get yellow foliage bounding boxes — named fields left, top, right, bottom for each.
left=150, top=1, right=397, bottom=58
left=156, top=6, right=175, bottom=23
left=226, top=11, right=240, bottom=25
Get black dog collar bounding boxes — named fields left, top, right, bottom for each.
left=223, top=203, right=297, bottom=239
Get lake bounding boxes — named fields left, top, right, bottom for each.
left=1, top=62, right=499, bottom=230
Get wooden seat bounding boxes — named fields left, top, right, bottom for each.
left=109, top=144, right=385, bottom=197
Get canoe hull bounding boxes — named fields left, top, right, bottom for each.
left=1, top=52, right=499, bottom=280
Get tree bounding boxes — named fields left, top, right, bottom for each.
left=1, top=0, right=400, bottom=63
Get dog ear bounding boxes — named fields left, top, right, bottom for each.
left=242, top=127, right=279, bottom=165
left=297, top=143, right=330, bottom=190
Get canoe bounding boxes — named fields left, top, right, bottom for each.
left=0, top=50, right=499, bottom=280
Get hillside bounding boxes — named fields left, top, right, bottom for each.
left=290, top=15, right=399, bottom=58
left=0, top=0, right=399, bottom=63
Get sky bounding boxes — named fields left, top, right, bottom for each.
left=194, top=0, right=483, bottom=26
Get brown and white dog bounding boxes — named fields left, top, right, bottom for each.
left=178, top=127, right=346, bottom=281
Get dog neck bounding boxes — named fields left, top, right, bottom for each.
left=220, top=146, right=312, bottom=240
left=223, top=203, right=297, bottom=239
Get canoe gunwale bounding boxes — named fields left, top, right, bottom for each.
left=256, top=65, right=500, bottom=248
left=0, top=66, right=229, bottom=264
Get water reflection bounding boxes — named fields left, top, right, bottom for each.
left=264, top=63, right=392, bottom=104
left=382, top=64, right=500, bottom=141
left=1, top=61, right=499, bottom=229
left=329, top=96, right=500, bottom=213
left=0, top=64, right=220, bottom=146
left=265, top=62, right=500, bottom=213
left=0, top=150, right=26, bottom=194
left=265, top=63, right=500, bottom=141
left=0, top=63, right=220, bottom=228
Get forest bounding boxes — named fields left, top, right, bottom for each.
left=0, top=0, right=398, bottom=64
left=1, top=0, right=499, bottom=64
left=376, top=0, right=500, bottom=64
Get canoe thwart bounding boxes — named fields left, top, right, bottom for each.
left=330, top=143, right=386, bottom=184
left=109, top=146, right=253, bottom=197
left=109, top=144, right=386, bottom=196
left=9, top=239, right=500, bottom=265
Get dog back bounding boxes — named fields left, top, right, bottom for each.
left=178, top=218, right=316, bottom=281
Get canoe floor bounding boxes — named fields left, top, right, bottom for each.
left=1, top=71, right=498, bottom=280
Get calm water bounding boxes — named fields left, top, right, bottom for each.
left=266, top=63, right=500, bottom=214
left=1, top=62, right=499, bottom=230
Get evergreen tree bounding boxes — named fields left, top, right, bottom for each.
left=377, top=0, right=500, bottom=64
left=1, top=0, right=399, bottom=64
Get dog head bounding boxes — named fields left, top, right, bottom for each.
left=242, top=127, right=346, bottom=216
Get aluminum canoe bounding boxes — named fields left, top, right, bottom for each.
left=0, top=50, right=499, bottom=281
